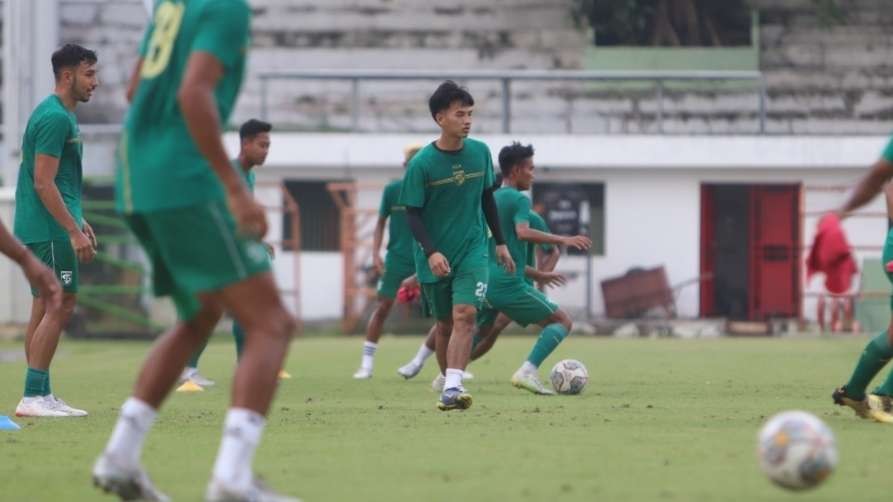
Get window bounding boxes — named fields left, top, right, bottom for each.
left=282, top=180, right=342, bottom=252
left=532, top=182, right=605, bottom=256
left=575, top=0, right=752, bottom=47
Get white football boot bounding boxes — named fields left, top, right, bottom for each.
left=92, top=453, right=170, bottom=501
left=205, top=477, right=301, bottom=502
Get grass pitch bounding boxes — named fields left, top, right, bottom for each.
left=0, top=334, right=889, bottom=501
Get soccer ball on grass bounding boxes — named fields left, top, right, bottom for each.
left=757, top=410, right=837, bottom=491
left=549, top=359, right=588, bottom=395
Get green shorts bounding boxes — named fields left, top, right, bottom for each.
left=477, top=279, right=558, bottom=328
left=26, top=239, right=78, bottom=295
left=377, top=253, right=415, bottom=299
left=421, top=265, right=489, bottom=320
left=124, top=199, right=272, bottom=321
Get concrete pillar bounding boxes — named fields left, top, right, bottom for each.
left=3, top=0, right=59, bottom=187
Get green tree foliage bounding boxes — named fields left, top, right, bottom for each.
left=573, top=0, right=752, bottom=47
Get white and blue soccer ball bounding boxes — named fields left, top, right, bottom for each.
left=757, top=411, right=837, bottom=491
left=549, top=359, right=588, bottom=395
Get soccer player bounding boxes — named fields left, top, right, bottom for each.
left=830, top=138, right=893, bottom=423
left=92, top=1, right=299, bottom=500
left=179, top=118, right=290, bottom=388
left=400, top=80, right=515, bottom=410
left=398, top=209, right=563, bottom=386
left=474, top=142, right=590, bottom=394
left=13, top=44, right=98, bottom=418
left=353, top=144, right=422, bottom=379
left=468, top=207, right=565, bottom=363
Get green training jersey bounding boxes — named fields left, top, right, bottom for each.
left=117, top=0, right=251, bottom=213
left=234, top=158, right=255, bottom=193
left=14, top=95, right=83, bottom=243
left=488, top=186, right=532, bottom=285
left=399, top=138, right=495, bottom=283
left=379, top=179, right=413, bottom=262
left=526, top=211, right=554, bottom=285
left=883, top=136, right=893, bottom=163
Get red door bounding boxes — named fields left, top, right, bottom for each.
left=699, top=185, right=716, bottom=317
left=748, top=185, right=801, bottom=320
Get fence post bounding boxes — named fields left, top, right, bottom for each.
left=656, top=80, right=665, bottom=133
left=759, top=75, right=768, bottom=134
left=501, top=78, right=511, bottom=133
left=260, top=75, right=269, bottom=121
left=351, top=78, right=360, bottom=132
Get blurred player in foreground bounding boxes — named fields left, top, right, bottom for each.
left=92, top=1, right=299, bottom=500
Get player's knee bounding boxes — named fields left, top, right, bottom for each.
left=270, top=310, right=297, bottom=341
left=553, top=310, right=573, bottom=332
left=53, top=294, right=77, bottom=319
left=452, top=307, right=476, bottom=331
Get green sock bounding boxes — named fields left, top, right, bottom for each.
left=43, top=371, right=52, bottom=396
left=526, top=324, right=568, bottom=368
left=873, top=370, right=893, bottom=396
left=24, top=368, right=48, bottom=397
left=187, top=339, right=208, bottom=369
left=844, top=332, right=893, bottom=400
left=233, top=322, right=245, bottom=360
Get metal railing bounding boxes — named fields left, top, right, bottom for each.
left=257, top=69, right=768, bottom=134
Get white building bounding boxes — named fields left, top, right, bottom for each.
left=236, top=133, right=892, bottom=322
left=1, top=133, right=888, bottom=326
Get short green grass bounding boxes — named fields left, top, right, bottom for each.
left=0, top=335, right=888, bottom=501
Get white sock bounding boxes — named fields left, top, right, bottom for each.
left=520, top=361, right=537, bottom=374
left=361, top=341, right=377, bottom=370
left=212, top=408, right=266, bottom=491
left=444, top=368, right=464, bottom=390
left=105, top=398, right=157, bottom=468
left=411, top=343, right=434, bottom=367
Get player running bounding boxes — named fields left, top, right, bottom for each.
left=180, top=118, right=292, bottom=389
left=463, top=142, right=589, bottom=394
left=352, top=144, right=422, bottom=379
left=400, top=80, right=514, bottom=410
left=398, top=208, right=563, bottom=386
left=92, top=1, right=299, bottom=500
left=466, top=207, right=566, bottom=364
left=13, top=43, right=98, bottom=418
left=830, top=136, right=893, bottom=423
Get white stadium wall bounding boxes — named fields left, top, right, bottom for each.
left=227, top=133, right=890, bottom=321
left=1, top=134, right=890, bottom=324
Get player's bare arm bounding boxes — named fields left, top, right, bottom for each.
left=838, top=157, right=893, bottom=218
left=482, top=186, right=515, bottom=274
left=178, top=52, right=266, bottom=238
left=371, top=215, right=387, bottom=274
left=537, top=245, right=561, bottom=273
left=0, top=222, right=61, bottom=310
left=524, top=266, right=567, bottom=289
left=34, top=153, right=95, bottom=263
left=516, top=222, right=591, bottom=251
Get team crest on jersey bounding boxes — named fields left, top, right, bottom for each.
left=61, top=271, right=73, bottom=285
left=452, top=165, right=466, bottom=186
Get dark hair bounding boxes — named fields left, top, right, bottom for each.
left=428, top=80, right=474, bottom=119
left=239, top=119, right=272, bottom=140
left=498, top=142, right=535, bottom=177
left=51, top=44, right=97, bottom=78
